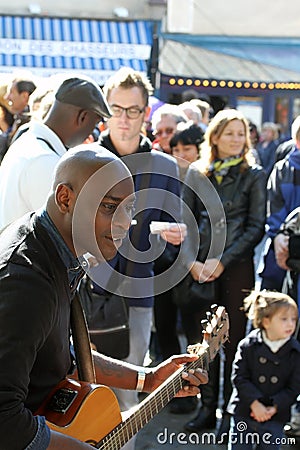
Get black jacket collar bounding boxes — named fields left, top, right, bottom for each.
left=98, top=129, right=152, bottom=158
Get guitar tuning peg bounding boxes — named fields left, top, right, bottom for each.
left=210, top=304, right=218, bottom=314
left=187, top=343, right=201, bottom=355
left=206, top=311, right=212, bottom=321
left=201, top=319, right=209, bottom=331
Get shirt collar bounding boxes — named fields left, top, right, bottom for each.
left=262, top=330, right=290, bottom=353
left=37, top=209, right=87, bottom=292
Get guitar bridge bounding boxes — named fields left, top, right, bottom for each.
left=48, top=387, right=78, bottom=413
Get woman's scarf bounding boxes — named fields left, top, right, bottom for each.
left=210, top=155, right=243, bottom=184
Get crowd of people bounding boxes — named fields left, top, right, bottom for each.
left=0, top=67, right=299, bottom=450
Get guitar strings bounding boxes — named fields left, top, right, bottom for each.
left=97, top=313, right=228, bottom=449
left=96, top=356, right=208, bottom=449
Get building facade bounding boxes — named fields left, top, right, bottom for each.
left=1, top=0, right=300, bottom=133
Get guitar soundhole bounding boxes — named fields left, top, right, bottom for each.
left=48, top=388, right=78, bottom=413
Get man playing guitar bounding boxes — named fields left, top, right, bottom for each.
left=0, top=145, right=207, bottom=450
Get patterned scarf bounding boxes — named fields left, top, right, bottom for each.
left=210, top=155, right=243, bottom=184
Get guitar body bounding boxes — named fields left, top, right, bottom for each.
left=35, top=306, right=229, bottom=449
left=35, top=378, right=122, bottom=446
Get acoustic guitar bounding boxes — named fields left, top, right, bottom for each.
left=35, top=305, right=229, bottom=448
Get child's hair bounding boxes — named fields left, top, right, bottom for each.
left=243, top=290, right=298, bottom=329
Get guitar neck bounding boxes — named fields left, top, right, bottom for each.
left=96, top=348, right=209, bottom=449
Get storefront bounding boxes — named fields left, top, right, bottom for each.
left=156, top=34, right=300, bottom=134
left=0, top=14, right=154, bottom=85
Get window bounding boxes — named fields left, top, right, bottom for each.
left=293, top=98, right=300, bottom=119
left=237, top=96, right=263, bottom=128
left=275, top=97, right=289, bottom=139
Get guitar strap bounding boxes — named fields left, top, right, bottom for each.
left=36, top=137, right=61, bottom=155
left=70, top=152, right=153, bottom=383
left=70, top=292, right=96, bottom=383
left=37, top=137, right=94, bottom=380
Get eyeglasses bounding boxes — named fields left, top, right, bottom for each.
left=155, top=127, right=175, bottom=137
left=110, top=104, right=146, bottom=119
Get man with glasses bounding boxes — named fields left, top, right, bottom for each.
left=95, top=67, right=185, bottom=450
left=109, top=104, right=146, bottom=120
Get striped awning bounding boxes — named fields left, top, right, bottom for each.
left=0, top=15, right=153, bottom=84
left=158, top=33, right=300, bottom=84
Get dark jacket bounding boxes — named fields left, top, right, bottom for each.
left=0, top=213, right=73, bottom=449
left=267, top=149, right=300, bottom=239
left=227, top=329, right=300, bottom=424
left=181, top=162, right=266, bottom=268
left=275, top=139, right=294, bottom=162
left=98, top=131, right=182, bottom=307
left=260, top=149, right=300, bottom=288
left=262, top=148, right=300, bottom=298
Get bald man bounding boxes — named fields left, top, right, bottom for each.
left=0, top=145, right=207, bottom=450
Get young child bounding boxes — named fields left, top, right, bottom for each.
left=226, top=290, right=300, bottom=449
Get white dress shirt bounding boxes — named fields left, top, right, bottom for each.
left=0, top=120, right=66, bottom=231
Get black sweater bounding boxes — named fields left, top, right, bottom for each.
left=0, top=213, right=74, bottom=449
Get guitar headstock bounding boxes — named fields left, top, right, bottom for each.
left=187, top=305, right=229, bottom=365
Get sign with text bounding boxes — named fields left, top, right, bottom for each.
left=0, top=38, right=151, bottom=60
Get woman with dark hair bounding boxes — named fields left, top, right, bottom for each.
left=248, top=120, right=260, bottom=148
left=169, top=122, right=204, bottom=181
left=181, top=109, right=266, bottom=441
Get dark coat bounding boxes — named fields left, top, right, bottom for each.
left=227, top=328, right=300, bottom=424
left=98, top=131, right=182, bottom=307
left=0, top=213, right=73, bottom=449
left=260, top=148, right=300, bottom=294
left=181, top=163, right=266, bottom=268
left=275, top=139, right=294, bottom=162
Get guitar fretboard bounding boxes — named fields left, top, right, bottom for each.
left=96, top=349, right=210, bottom=449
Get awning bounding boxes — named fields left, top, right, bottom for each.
left=159, top=39, right=300, bottom=84
left=0, top=15, right=153, bottom=84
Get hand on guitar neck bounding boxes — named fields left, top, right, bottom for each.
left=38, top=305, right=229, bottom=449
left=40, top=357, right=207, bottom=450
left=145, top=354, right=208, bottom=396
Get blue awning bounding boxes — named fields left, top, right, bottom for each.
left=159, top=39, right=300, bottom=83
left=0, top=15, right=153, bottom=84
left=159, top=33, right=300, bottom=82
